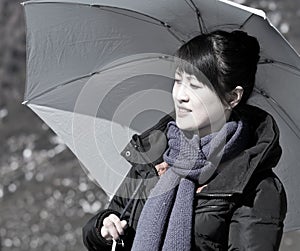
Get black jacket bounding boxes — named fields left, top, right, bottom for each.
left=83, top=105, right=287, bottom=251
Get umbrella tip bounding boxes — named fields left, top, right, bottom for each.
left=22, top=100, right=28, bottom=105
left=20, top=1, right=31, bottom=6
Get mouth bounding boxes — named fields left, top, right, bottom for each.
left=176, top=106, right=191, bottom=116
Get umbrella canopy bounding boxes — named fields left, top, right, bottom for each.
left=22, top=0, right=300, bottom=231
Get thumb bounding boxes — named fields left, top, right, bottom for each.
left=120, top=220, right=128, bottom=229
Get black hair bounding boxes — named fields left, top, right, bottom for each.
left=175, top=30, right=260, bottom=105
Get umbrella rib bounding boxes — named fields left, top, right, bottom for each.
left=90, top=5, right=186, bottom=43
left=167, top=29, right=186, bottom=44
left=24, top=1, right=166, bottom=28
left=24, top=55, right=174, bottom=104
left=267, top=100, right=300, bottom=141
left=91, top=5, right=166, bottom=28
left=188, top=0, right=207, bottom=34
left=184, top=0, right=195, bottom=11
left=23, top=73, right=94, bottom=105
left=255, top=60, right=300, bottom=139
left=254, top=88, right=300, bottom=140
left=239, top=13, right=255, bottom=29
left=259, top=59, right=300, bottom=76
left=23, top=1, right=185, bottom=43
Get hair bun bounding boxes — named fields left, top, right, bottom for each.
left=231, top=30, right=249, bottom=38
left=231, top=30, right=260, bottom=62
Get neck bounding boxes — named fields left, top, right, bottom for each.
left=183, top=113, right=231, bottom=139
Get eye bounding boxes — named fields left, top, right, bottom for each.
left=190, top=83, right=202, bottom=89
left=174, top=79, right=182, bottom=84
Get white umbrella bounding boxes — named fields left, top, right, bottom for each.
left=22, top=0, right=300, bottom=231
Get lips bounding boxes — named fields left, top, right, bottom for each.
left=176, top=106, right=191, bottom=117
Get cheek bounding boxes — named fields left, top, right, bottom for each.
left=204, top=97, right=226, bottom=120
left=190, top=93, right=208, bottom=112
left=172, top=84, right=178, bottom=101
left=192, top=93, right=225, bottom=119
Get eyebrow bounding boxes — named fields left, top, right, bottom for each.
left=175, top=72, right=199, bottom=83
left=186, top=75, right=196, bottom=81
left=175, top=73, right=196, bottom=79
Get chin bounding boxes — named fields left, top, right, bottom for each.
left=175, top=118, right=196, bottom=132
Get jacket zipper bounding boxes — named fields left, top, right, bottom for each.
left=197, top=193, right=234, bottom=199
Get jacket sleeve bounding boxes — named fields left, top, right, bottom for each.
left=82, top=165, right=147, bottom=251
left=228, top=172, right=287, bottom=251
left=82, top=208, right=120, bottom=251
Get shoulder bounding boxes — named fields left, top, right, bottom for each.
left=228, top=171, right=287, bottom=250
left=236, top=170, right=287, bottom=223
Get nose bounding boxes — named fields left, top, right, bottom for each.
left=175, top=83, right=189, bottom=103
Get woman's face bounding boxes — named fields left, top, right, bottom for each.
left=172, top=70, right=227, bottom=134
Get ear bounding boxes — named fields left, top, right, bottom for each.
left=228, top=86, right=244, bottom=109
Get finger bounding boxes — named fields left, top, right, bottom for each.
left=155, top=165, right=160, bottom=172
left=108, top=214, right=125, bottom=236
left=100, top=225, right=111, bottom=240
left=103, top=217, right=120, bottom=240
left=103, top=214, right=121, bottom=228
left=103, top=217, right=114, bottom=228
left=196, top=184, right=208, bottom=193
left=108, top=227, right=120, bottom=241
left=158, top=165, right=169, bottom=176
left=162, top=161, right=168, bottom=168
left=120, top=220, right=128, bottom=229
left=155, top=162, right=165, bottom=172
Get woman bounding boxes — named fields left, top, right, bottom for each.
left=83, top=30, right=287, bottom=250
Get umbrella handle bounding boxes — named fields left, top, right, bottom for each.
left=115, top=184, right=143, bottom=251
left=111, top=239, right=124, bottom=251
left=119, top=176, right=146, bottom=219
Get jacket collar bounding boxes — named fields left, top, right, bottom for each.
left=120, top=112, right=174, bottom=177
left=203, top=105, right=281, bottom=194
left=121, top=105, right=281, bottom=194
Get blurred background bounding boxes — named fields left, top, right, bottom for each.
left=0, top=0, right=299, bottom=250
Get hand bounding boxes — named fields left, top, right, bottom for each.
left=101, top=214, right=127, bottom=241
left=196, top=184, right=207, bottom=193
left=155, top=161, right=169, bottom=176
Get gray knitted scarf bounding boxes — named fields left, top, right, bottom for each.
left=131, top=119, right=249, bottom=251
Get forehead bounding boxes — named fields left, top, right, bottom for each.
left=175, top=70, right=197, bottom=80
left=174, top=69, right=216, bottom=92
